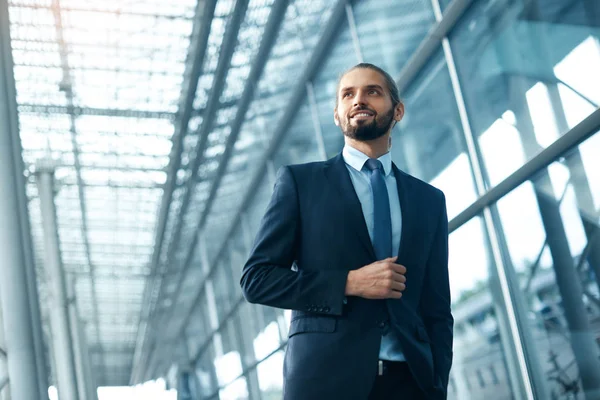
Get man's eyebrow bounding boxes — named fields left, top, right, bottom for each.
left=339, top=84, right=384, bottom=92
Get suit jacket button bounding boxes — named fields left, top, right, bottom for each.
left=324, top=307, right=330, bottom=313
left=379, top=321, right=386, bottom=329
left=317, top=307, right=323, bottom=312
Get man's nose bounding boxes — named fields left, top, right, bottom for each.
left=352, top=90, right=367, bottom=107
left=353, top=90, right=367, bottom=107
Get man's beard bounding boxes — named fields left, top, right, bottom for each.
left=341, top=107, right=395, bottom=141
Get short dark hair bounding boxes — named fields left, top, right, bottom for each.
left=335, top=63, right=402, bottom=107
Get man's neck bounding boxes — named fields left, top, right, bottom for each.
left=344, top=133, right=391, bottom=159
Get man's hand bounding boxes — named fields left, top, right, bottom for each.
left=345, top=256, right=407, bottom=299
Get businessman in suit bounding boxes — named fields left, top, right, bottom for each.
left=240, top=63, right=453, bottom=399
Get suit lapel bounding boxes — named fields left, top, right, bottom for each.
left=324, top=154, right=376, bottom=260
left=393, top=163, right=416, bottom=265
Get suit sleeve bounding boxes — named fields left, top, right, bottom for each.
left=421, top=191, right=453, bottom=391
left=240, top=166, right=348, bottom=316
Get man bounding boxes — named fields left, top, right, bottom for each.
left=240, top=63, right=453, bottom=399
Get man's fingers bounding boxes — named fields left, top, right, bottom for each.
left=390, top=281, right=406, bottom=292
left=388, top=291, right=403, bottom=299
left=392, top=272, right=406, bottom=283
left=390, top=263, right=407, bottom=274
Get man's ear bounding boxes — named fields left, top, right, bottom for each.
left=394, top=102, right=405, bottom=122
left=334, top=108, right=340, bottom=126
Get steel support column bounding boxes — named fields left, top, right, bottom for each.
left=66, top=276, right=85, bottom=400
left=0, top=304, right=10, bottom=400
left=225, top=252, right=261, bottom=400
left=77, top=320, right=97, bottom=400
left=35, top=159, right=79, bottom=400
left=0, top=0, right=44, bottom=398
left=66, top=276, right=97, bottom=400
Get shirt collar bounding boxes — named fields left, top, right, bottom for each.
left=342, top=144, right=392, bottom=176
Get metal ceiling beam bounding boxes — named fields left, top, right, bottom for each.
left=70, top=272, right=151, bottom=278
left=41, top=181, right=164, bottom=189
left=51, top=0, right=106, bottom=384
left=170, top=0, right=354, bottom=349
left=395, top=0, right=474, bottom=92
left=158, top=0, right=292, bottom=346
left=190, top=0, right=291, bottom=247
left=10, top=3, right=194, bottom=19
left=60, top=165, right=167, bottom=173
left=144, top=0, right=251, bottom=380
left=160, top=0, right=250, bottom=288
left=17, top=104, right=175, bottom=119
left=130, top=0, right=218, bottom=385
left=12, top=39, right=187, bottom=52
left=13, top=63, right=184, bottom=75
left=23, top=151, right=169, bottom=159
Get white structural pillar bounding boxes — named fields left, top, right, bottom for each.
left=0, top=304, right=11, bottom=400
left=66, top=276, right=96, bottom=400
left=0, top=0, right=45, bottom=396
left=78, top=321, right=97, bottom=400
left=35, top=158, right=79, bottom=400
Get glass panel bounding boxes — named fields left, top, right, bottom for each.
left=449, top=0, right=600, bottom=189
left=494, top=130, right=600, bottom=399
left=195, top=341, right=220, bottom=398
left=353, top=0, right=435, bottom=76
left=395, top=49, right=477, bottom=220
left=220, top=377, right=249, bottom=400
left=213, top=258, right=235, bottom=318
left=448, top=216, right=518, bottom=399
left=273, top=99, right=322, bottom=167
left=313, top=21, right=357, bottom=159
left=257, top=351, right=285, bottom=400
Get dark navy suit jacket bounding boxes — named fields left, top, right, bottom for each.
left=240, top=154, right=453, bottom=400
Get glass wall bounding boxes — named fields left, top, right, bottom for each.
left=171, top=0, right=600, bottom=399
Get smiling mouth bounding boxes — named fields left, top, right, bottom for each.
left=350, top=110, right=376, bottom=119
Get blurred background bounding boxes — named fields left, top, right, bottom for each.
left=0, top=0, right=599, bottom=399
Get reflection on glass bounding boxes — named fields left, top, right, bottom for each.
left=447, top=216, right=515, bottom=399
left=257, top=351, right=285, bottom=400
left=496, top=132, right=600, bottom=398
left=195, top=345, right=219, bottom=398
left=352, top=0, right=435, bottom=76
left=395, top=50, right=477, bottom=219
left=253, top=321, right=281, bottom=361
left=215, top=351, right=244, bottom=391
left=313, top=21, right=357, bottom=159
left=449, top=0, right=600, bottom=183
left=219, top=377, right=249, bottom=400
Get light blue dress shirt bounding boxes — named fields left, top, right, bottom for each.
left=342, top=144, right=405, bottom=362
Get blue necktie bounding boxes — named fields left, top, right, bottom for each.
left=365, top=158, right=392, bottom=260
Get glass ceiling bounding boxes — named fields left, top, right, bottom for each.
left=8, top=0, right=195, bottom=386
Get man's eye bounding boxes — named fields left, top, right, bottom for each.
left=369, top=90, right=379, bottom=95
left=343, top=92, right=353, bottom=98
